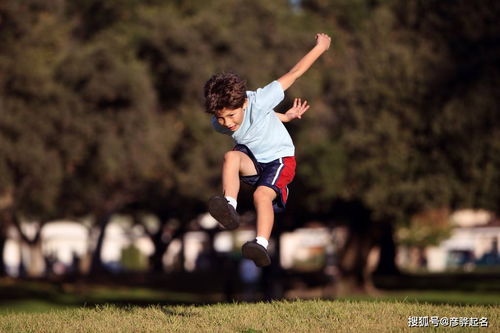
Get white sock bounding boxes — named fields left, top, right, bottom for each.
left=255, top=236, right=268, bottom=249
left=225, top=196, right=237, bottom=209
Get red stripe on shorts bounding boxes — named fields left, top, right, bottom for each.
left=275, top=157, right=296, bottom=204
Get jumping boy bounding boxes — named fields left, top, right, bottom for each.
left=204, top=33, right=331, bottom=267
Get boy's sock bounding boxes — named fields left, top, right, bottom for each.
left=255, top=236, right=268, bottom=249
left=225, top=196, right=237, bottom=210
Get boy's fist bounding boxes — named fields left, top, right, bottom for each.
left=316, top=33, right=331, bottom=51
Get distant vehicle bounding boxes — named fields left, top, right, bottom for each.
left=475, top=253, right=500, bottom=266
left=446, top=249, right=474, bottom=268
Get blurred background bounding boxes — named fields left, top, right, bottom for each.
left=1, top=0, right=499, bottom=311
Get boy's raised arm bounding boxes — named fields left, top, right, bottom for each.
left=277, top=33, right=331, bottom=91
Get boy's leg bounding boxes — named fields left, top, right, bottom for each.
left=253, top=186, right=277, bottom=240
left=241, top=185, right=276, bottom=267
left=209, top=150, right=257, bottom=230
left=222, top=150, right=258, bottom=199
left=242, top=157, right=295, bottom=267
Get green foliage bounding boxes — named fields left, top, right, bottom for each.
left=326, top=1, right=500, bottom=223
left=296, top=140, right=346, bottom=212
left=0, top=0, right=499, bottom=233
left=397, top=208, right=452, bottom=247
left=0, top=1, right=71, bottom=218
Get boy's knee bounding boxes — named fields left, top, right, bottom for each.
left=253, top=186, right=276, bottom=203
left=224, top=151, right=241, bottom=164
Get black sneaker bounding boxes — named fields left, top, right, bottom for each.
left=242, top=240, right=271, bottom=267
left=208, top=195, right=240, bottom=230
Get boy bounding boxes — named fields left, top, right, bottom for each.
left=204, top=33, right=331, bottom=267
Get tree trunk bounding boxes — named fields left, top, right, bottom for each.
left=0, top=229, right=6, bottom=276
left=336, top=224, right=376, bottom=296
left=88, top=191, right=135, bottom=275
left=89, top=213, right=112, bottom=275
left=0, top=210, right=11, bottom=277
left=150, top=228, right=169, bottom=273
left=334, top=201, right=377, bottom=296
left=150, top=225, right=185, bottom=273
left=336, top=212, right=375, bottom=296
left=12, top=216, right=46, bottom=278
left=24, top=242, right=45, bottom=278
left=146, top=217, right=187, bottom=273
left=373, top=222, right=400, bottom=276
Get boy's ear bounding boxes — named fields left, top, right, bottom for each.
left=243, top=98, right=249, bottom=110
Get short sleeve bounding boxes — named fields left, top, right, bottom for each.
left=253, top=81, right=284, bottom=113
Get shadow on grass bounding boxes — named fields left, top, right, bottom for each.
left=374, top=272, right=500, bottom=293
left=0, top=276, right=217, bottom=314
left=1, top=271, right=500, bottom=313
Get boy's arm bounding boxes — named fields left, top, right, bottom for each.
left=276, top=98, right=310, bottom=123
left=277, top=33, right=331, bottom=91
left=275, top=113, right=287, bottom=122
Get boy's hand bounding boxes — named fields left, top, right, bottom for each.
left=277, top=32, right=331, bottom=91
left=283, top=98, right=310, bottom=122
left=315, top=33, right=331, bottom=52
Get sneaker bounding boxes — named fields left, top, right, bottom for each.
left=208, top=195, right=240, bottom=230
left=242, top=240, right=271, bottom=267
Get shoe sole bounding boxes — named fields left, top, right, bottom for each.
left=242, top=242, right=271, bottom=267
left=208, top=196, right=239, bottom=230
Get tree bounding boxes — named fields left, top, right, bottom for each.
left=290, top=0, right=500, bottom=293
left=348, top=0, right=498, bottom=287
left=1, top=0, right=498, bottom=294
left=128, top=0, right=317, bottom=274
left=0, top=0, right=71, bottom=277
left=54, top=28, right=181, bottom=273
left=397, top=208, right=452, bottom=270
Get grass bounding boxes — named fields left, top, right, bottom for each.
left=1, top=276, right=499, bottom=331
left=1, top=277, right=500, bottom=313
left=0, top=278, right=219, bottom=314
left=338, top=290, right=500, bottom=306
left=0, top=299, right=498, bottom=332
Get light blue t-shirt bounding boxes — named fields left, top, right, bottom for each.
left=212, top=80, right=295, bottom=163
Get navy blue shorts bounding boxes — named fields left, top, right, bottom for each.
left=233, top=144, right=296, bottom=213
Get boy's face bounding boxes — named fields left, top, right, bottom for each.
left=215, top=99, right=248, bottom=132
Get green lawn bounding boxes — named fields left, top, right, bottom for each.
left=1, top=277, right=499, bottom=314
left=0, top=300, right=497, bottom=332
left=1, top=277, right=499, bottom=332
left=339, top=290, right=500, bottom=306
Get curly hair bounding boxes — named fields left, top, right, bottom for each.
left=204, top=72, right=247, bottom=114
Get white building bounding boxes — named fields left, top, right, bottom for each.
left=425, top=210, right=500, bottom=272
left=3, top=216, right=154, bottom=276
